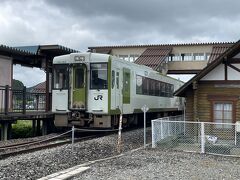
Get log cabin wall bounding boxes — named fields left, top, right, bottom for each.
left=185, top=82, right=240, bottom=122
left=185, top=90, right=194, bottom=122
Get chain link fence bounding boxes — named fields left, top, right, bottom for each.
left=152, top=116, right=240, bottom=156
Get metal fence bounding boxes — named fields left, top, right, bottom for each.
left=0, top=85, right=46, bottom=114
left=152, top=116, right=240, bottom=156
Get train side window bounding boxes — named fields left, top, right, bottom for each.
left=170, top=84, right=174, bottom=97
left=116, top=72, right=119, bottom=89
left=112, top=70, right=115, bottom=89
left=150, top=79, right=155, bottom=96
left=165, top=84, right=170, bottom=97
left=143, top=77, right=149, bottom=95
left=136, top=75, right=143, bottom=94
left=160, top=82, right=165, bottom=97
left=155, top=81, right=160, bottom=96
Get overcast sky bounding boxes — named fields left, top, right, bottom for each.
left=1, top=0, right=240, bottom=87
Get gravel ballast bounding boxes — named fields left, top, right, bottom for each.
left=0, top=128, right=149, bottom=179
left=74, top=149, right=240, bottom=180
left=1, top=128, right=240, bottom=179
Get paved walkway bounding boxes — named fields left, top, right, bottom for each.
left=38, top=166, right=90, bottom=180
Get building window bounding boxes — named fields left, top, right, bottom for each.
left=213, top=102, right=233, bottom=129
left=119, top=55, right=129, bottom=61
left=181, top=53, right=192, bottom=61
left=169, top=52, right=210, bottom=61
left=129, top=54, right=139, bottom=62
left=172, top=54, right=181, bottom=61
left=168, top=54, right=181, bottom=61
left=205, top=53, right=211, bottom=61
left=168, top=54, right=173, bottom=61
left=193, top=53, right=205, bottom=61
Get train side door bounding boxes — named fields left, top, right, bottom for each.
left=71, top=64, right=87, bottom=109
left=111, top=68, right=116, bottom=108
left=123, top=68, right=131, bottom=104
left=115, top=69, right=121, bottom=109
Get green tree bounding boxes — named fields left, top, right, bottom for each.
left=12, top=79, right=24, bottom=90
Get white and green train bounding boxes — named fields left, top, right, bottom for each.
left=52, top=52, right=184, bottom=128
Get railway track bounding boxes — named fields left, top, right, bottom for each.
left=0, top=133, right=98, bottom=160
left=0, top=126, right=142, bottom=160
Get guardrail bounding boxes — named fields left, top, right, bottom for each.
left=0, top=85, right=46, bottom=114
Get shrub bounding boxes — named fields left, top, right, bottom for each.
left=12, top=120, right=34, bottom=138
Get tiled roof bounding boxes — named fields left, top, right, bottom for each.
left=30, top=81, right=46, bottom=93
left=89, top=42, right=234, bottom=49
left=16, top=45, right=79, bottom=55
left=39, top=44, right=79, bottom=53
left=208, top=44, right=234, bottom=63
left=0, top=44, right=36, bottom=55
left=15, top=46, right=39, bottom=54
left=134, top=47, right=172, bottom=70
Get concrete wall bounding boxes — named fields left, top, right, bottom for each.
left=172, top=45, right=212, bottom=54
left=168, top=61, right=208, bottom=72
left=0, top=56, right=12, bottom=86
left=111, top=47, right=146, bottom=57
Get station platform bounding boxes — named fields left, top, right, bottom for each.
left=0, top=112, right=54, bottom=141
left=38, top=166, right=90, bottom=180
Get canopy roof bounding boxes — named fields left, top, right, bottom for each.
left=0, top=44, right=79, bottom=68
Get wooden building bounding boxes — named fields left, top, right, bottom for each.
left=175, top=40, right=240, bottom=127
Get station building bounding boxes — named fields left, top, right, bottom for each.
left=174, top=40, right=240, bottom=126
left=88, top=42, right=234, bottom=75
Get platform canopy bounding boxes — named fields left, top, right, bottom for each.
left=14, top=44, right=79, bottom=69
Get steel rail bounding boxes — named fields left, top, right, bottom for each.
left=0, top=135, right=98, bottom=159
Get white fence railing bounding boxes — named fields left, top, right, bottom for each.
left=152, top=115, right=184, bottom=148
left=152, top=116, right=240, bottom=156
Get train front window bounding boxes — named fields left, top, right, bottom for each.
left=90, top=63, right=108, bottom=89
left=53, top=65, right=68, bottom=89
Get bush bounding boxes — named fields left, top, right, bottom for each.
left=12, top=120, right=34, bottom=138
